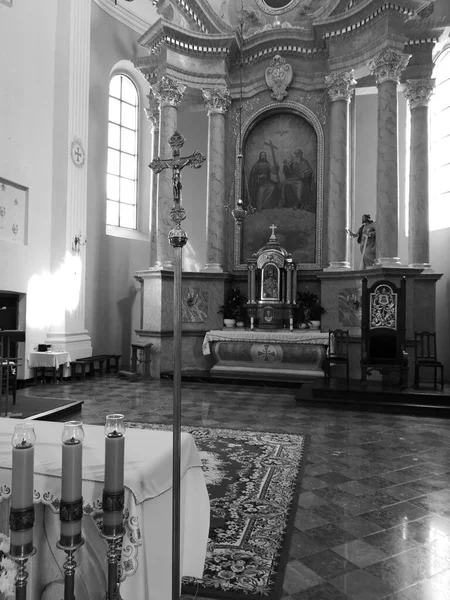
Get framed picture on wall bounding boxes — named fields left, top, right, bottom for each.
left=233, top=105, right=323, bottom=270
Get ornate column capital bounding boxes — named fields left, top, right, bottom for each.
left=152, top=75, right=186, bottom=108
left=325, top=70, right=356, bottom=102
left=202, top=87, right=231, bottom=115
left=404, top=78, right=436, bottom=109
left=145, top=93, right=160, bottom=130
left=367, top=48, right=411, bottom=85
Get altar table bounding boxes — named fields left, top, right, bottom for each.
left=28, top=351, right=71, bottom=383
left=203, top=328, right=330, bottom=380
left=0, top=418, right=209, bottom=600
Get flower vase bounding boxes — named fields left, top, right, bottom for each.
left=223, top=319, right=236, bottom=328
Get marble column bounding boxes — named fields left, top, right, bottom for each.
left=202, top=87, right=230, bottom=272
left=324, top=70, right=356, bottom=270
left=368, top=48, right=410, bottom=266
left=404, top=78, right=435, bottom=270
left=151, top=75, right=186, bottom=269
left=145, top=90, right=160, bottom=268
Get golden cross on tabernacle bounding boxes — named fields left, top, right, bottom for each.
left=270, top=223, right=277, bottom=237
left=149, top=131, right=205, bottom=205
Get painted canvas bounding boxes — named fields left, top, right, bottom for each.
left=241, top=112, right=319, bottom=266
left=339, top=287, right=362, bottom=327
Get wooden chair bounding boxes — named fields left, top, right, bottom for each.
left=360, top=277, right=409, bottom=388
left=324, top=329, right=349, bottom=383
left=414, top=331, right=444, bottom=390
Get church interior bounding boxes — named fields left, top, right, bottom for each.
left=2, top=0, right=450, bottom=598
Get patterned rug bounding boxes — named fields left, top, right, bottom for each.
left=126, top=423, right=306, bottom=600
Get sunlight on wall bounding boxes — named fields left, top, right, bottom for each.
left=27, top=253, right=82, bottom=329
left=430, top=49, right=450, bottom=232
left=182, top=241, right=202, bottom=272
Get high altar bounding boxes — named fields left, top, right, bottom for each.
left=131, top=0, right=445, bottom=383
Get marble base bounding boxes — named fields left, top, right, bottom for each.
left=324, top=261, right=351, bottom=271
left=202, top=263, right=224, bottom=273
left=409, top=263, right=433, bottom=272
left=375, top=257, right=402, bottom=267
left=210, top=340, right=326, bottom=380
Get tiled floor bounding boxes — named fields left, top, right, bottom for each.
left=23, top=375, right=450, bottom=600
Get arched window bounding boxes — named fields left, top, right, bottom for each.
left=106, top=74, right=139, bottom=229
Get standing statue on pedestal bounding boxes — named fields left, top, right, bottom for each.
left=346, top=214, right=376, bottom=269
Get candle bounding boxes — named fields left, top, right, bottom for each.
left=10, top=422, right=36, bottom=552
left=103, top=414, right=125, bottom=536
left=60, top=421, right=84, bottom=546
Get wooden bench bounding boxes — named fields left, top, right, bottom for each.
left=70, top=354, right=121, bottom=380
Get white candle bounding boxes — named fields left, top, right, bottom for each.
left=60, top=421, right=84, bottom=544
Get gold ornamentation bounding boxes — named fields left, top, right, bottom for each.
left=202, top=87, right=231, bottom=115
left=404, top=78, right=435, bottom=109
left=265, top=55, right=293, bottom=102
left=325, top=70, right=356, bottom=103
left=367, top=48, right=411, bottom=85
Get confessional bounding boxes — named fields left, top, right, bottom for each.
left=324, top=329, right=350, bottom=383
left=360, top=277, right=409, bottom=388
left=414, top=331, right=444, bottom=390
left=245, top=227, right=297, bottom=330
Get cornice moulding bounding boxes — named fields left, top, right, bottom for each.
left=93, top=0, right=150, bottom=35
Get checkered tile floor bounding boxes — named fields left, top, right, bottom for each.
left=23, top=375, right=450, bottom=600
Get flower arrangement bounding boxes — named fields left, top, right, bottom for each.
left=0, top=534, right=16, bottom=598
left=296, top=289, right=325, bottom=322
left=218, top=287, right=248, bottom=321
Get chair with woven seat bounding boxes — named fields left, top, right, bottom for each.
left=414, top=331, right=444, bottom=390
left=324, top=329, right=349, bottom=383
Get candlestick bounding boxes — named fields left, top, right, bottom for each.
left=60, top=421, right=84, bottom=547
left=103, top=414, right=125, bottom=537
left=10, top=422, right=36, bottom=553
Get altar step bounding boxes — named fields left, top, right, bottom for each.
left=297, top=378, right=450, bottom=418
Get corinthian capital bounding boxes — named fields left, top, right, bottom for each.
left=367, top=48, right=411, bottom=85
left=145, top=93, right=160, bottom=130
left=404, top=78, right=436, bottom=109
left=325, top=70, right=356, bottom=102
left=152, top=75, right=186, bottom=107
left=202, top=87, right=231, bottom=115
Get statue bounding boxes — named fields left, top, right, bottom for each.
left=346, top=214, right=376, bottom=269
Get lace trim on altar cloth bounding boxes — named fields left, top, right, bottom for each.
left=0, top=485, right=142, bottom=581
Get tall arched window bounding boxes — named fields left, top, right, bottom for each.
left=107, top=74, right=139, bottom=229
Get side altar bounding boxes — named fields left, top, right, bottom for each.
left=202, top=329, right=330, bottom=381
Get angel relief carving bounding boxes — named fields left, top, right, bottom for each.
left=265, top=55, right=293, bottom=102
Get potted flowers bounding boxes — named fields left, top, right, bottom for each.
left=297, top=289, right=325, bottom=329
left=218, top=287, right=248, bottom=327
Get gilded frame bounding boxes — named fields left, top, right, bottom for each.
left=233, top=102, right=324, bottom=271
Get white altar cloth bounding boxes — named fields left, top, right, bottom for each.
left=0, top=418, right=209, bottom=600
left=202, top=328, right=330, bottom=355
left=28, top=351, right=71, bottom=368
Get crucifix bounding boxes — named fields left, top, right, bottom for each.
left=149, top=131, right=205, bottom=600
left=270, top=223, right=277, bottom=237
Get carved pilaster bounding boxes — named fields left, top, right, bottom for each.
left=145, top=93, right=160, bottom=131
left=367, top=48, right=411, bottom=85
left=325, top=70, right=356, bottom=103
left=152, top=75, right=186, bottom=108
left=201, top=87, right=231, bottom=115
left=404, top=78, right=436, bottom=109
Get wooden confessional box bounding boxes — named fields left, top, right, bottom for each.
left=245, top=231, right=297, bottom=330
left=360, top=277, right=409, bottom=387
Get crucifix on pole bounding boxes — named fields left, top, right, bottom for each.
left=149, top=130, right=206, bottom=600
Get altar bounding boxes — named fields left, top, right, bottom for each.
left=203, top=329, right=330, bottom=380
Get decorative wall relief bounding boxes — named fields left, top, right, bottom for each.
left=338, top=287, right=362, bottom=327
left=265, top=55, right=293, bottom=101
left=0, top=178, right=28, bottom=245
left=182, top=287, right=208, bottom=323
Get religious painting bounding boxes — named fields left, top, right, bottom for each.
left=338, top=287, right=362, bottom=327
left=256, top=0, right=302, bottom=13
left=0, top=177, right=28, bottom=245
left=236, top=109, right=322, bottom=269
left=182, top=287, right=208, bottom=323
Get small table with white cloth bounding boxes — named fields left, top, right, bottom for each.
left=28, top=351, right=71, bottom=383
left=0, top=418, right=209, bottom=600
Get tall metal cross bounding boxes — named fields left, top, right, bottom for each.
left=270, top=223, right=277, bottom=237
left=149, top=130, right=205, bottom=600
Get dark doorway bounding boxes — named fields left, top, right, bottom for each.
left=0, top=292, right=19, bottom=358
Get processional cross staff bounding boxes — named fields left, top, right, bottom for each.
left=149, top=131, right=205, bottom=600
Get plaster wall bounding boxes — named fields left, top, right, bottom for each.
left=0, top=0, right=59, bottom=370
